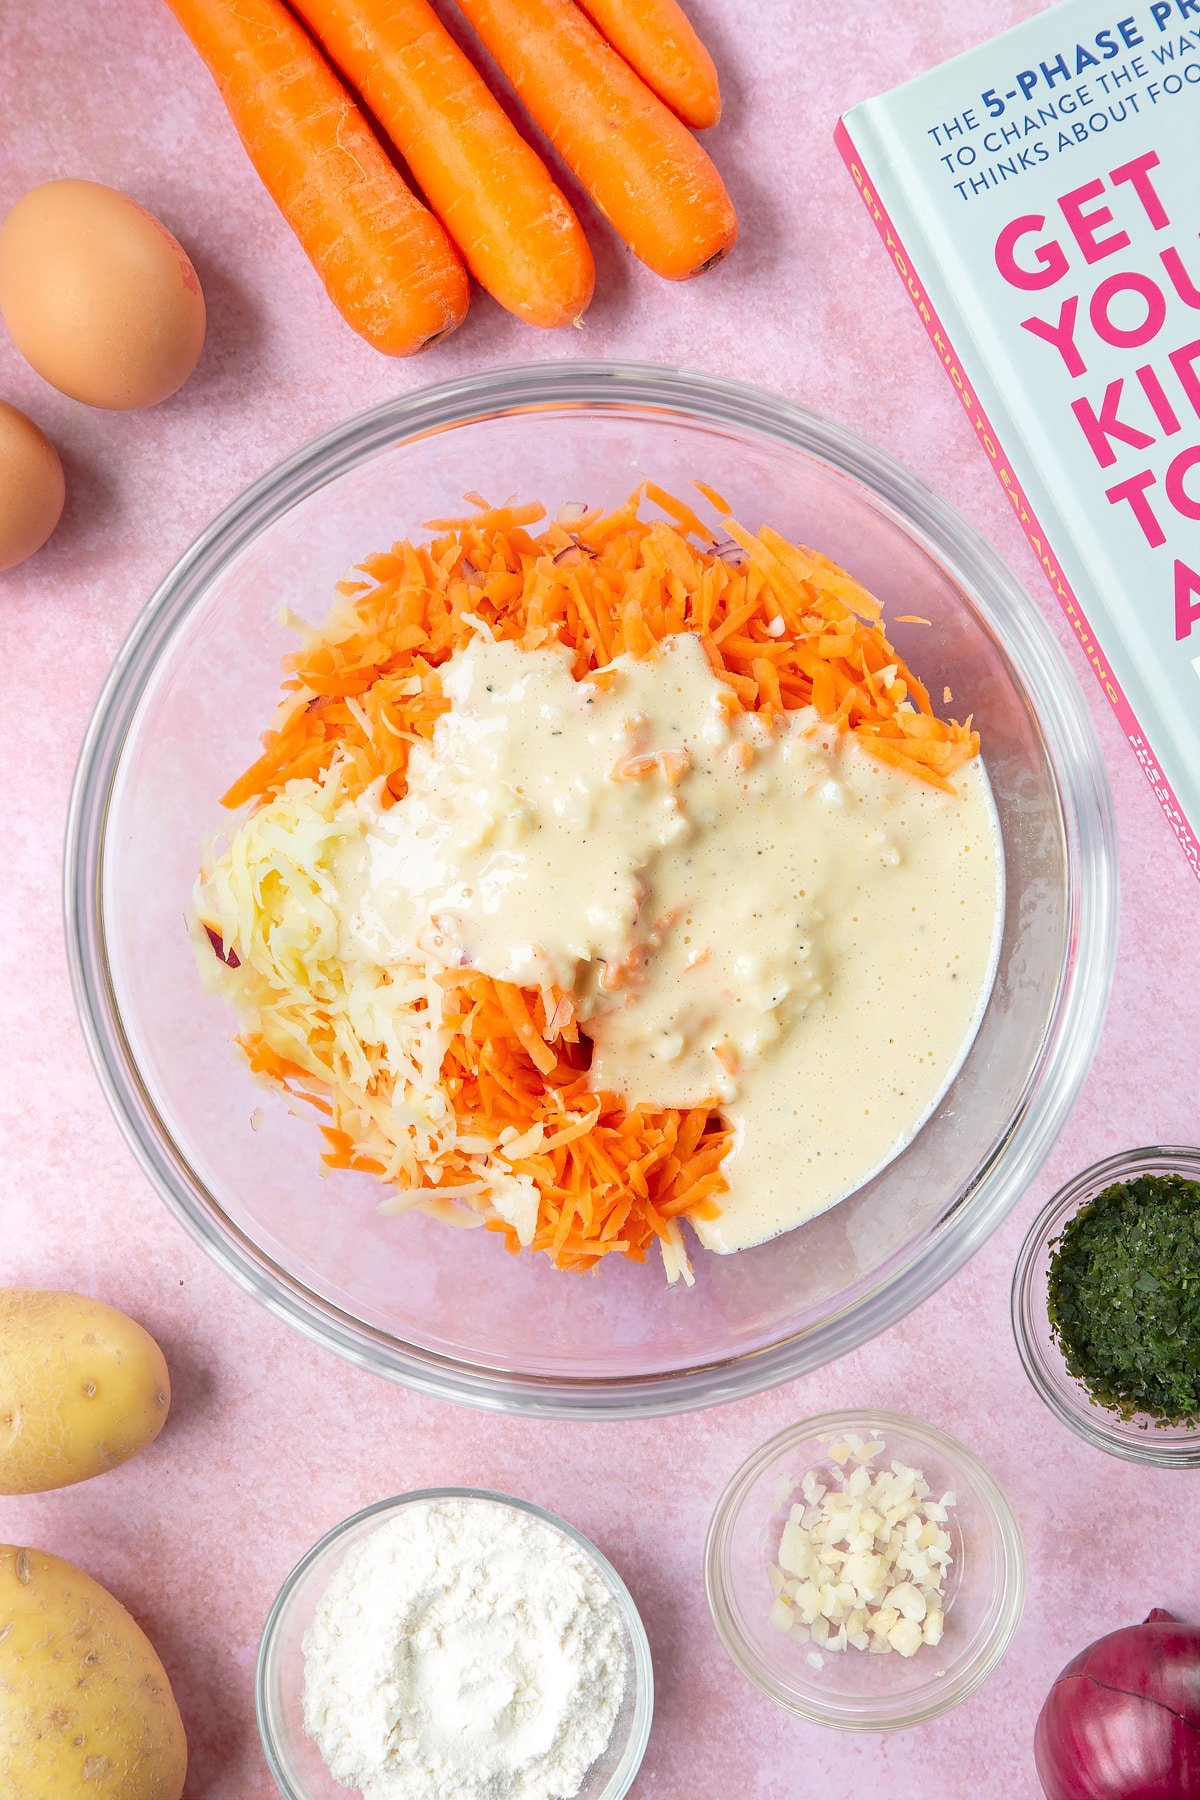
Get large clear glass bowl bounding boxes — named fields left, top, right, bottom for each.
left=64, top=362, right=1118, bottom=1418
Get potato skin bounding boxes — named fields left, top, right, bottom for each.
left=0, top=1546, right=187, bottom=1798
left=0, top=1291, right=170, bottom=1495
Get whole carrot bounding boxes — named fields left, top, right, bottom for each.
left=453, top=0, right=735, bottom=280
left=575, top=0, right=720, bottom=129
left=290, top=0, right=595, bottom=328
left=162, top=0, right=469, bottom=354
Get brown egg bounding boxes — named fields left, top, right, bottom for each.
left=0, top=401, right=65, bottom=572
left=0, top=179, right=206, bottom=410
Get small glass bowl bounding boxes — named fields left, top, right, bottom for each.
left=1012, top=1145, right=1200, bottom=1468
left=704, top=1411, right=1025, bottom=1731
left=256, top=1489, right=654, bottom=1799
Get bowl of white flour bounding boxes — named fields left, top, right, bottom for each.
left=256, top=1489, right=654, bottom=1800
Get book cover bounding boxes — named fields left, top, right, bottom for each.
left=836, top=0, right=1200, bottom=879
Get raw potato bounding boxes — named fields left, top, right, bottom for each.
left=0, top=1291, right=170, bottom=1495
left=0, top=1546, right=187, bottom=1798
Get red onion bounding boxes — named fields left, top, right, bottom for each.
left=1035, top=1610, right=1200, bottom=1799
left=203, top=923, right=240, bottom=970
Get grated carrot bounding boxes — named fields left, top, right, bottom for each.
left=216, top=484, right=979, bottom=1274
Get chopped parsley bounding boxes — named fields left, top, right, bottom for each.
left=1046, top=1173, right=1200, bottom=1429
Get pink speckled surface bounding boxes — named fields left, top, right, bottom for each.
left=2, top=1, right=1198, bottom=1795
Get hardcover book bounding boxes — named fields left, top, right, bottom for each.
left=837, top=0, right=1200, bottom=879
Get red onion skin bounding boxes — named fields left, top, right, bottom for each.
left=203, top=923, right=240, bottom=969
left=1035, top=1612, right=1200, bottom=1799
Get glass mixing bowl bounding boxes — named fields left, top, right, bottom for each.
left=64, top=361, right=1118, bottom=1417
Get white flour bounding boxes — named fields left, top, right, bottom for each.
left=301, top=1497, right=629, bottom=1800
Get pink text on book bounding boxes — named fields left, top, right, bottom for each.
left=994, top=150, right=1200, bottom=641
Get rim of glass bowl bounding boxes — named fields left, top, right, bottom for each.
left=1011, top=1145, right=1200, bottom=1468
left=64, top=360, right=1118, bottom=1419
left=255, top=1488, right=653, bottom=1800
left=703, top=1410, right=1026, bottom=1730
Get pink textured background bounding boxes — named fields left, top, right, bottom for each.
left=2, top=1, right=1198, bottom=1795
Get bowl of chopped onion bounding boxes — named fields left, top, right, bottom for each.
left=65, top=361, right=1117, bottom=1417
left=704, top=1410, right=1026, bottom=1729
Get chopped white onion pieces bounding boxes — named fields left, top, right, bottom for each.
left=767, top=1434, right=955, bottom=1659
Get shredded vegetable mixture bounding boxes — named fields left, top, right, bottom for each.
left=196, top=485, right=979, bottom=1280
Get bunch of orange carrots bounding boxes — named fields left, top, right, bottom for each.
left=163, top=0, right=734, bottom=354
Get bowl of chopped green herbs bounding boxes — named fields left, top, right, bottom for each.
left=1012, top=1146, right=1200, bottom=1467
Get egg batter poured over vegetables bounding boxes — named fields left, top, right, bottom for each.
left=195, top=487, right=1002, bottom=1283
